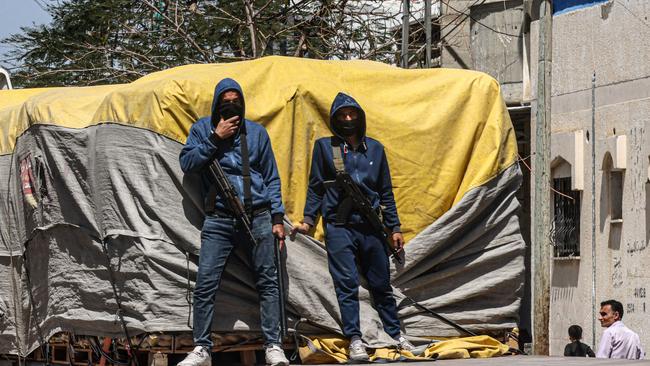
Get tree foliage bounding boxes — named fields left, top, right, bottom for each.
left=2, top=0, right=406, bottom=87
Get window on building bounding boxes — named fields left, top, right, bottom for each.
left=552, top=177, right=581, bottom=257
left=646, top=158, right=649, bottom=245
left=609, top=170, right=624, bottom=222
left=603, top=152, right=624, bottom=223
left=645, top=181, right=650, bottom=245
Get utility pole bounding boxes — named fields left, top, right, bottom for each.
left=533, top=0, right=552, bottom=356
left=425, top=0, right=432, bottom=68
left=401, top=0, right=410, bottom=68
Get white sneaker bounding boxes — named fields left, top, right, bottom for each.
left=348, top=339, right=369, bottom=362
left=396, top=336, right=415, bottom=351
left=265, top=344, right=289, bottom=366
left=178, top=346, right=211, bottom=366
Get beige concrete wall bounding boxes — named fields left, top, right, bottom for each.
left=441, top=0, right=526, bottom=103
left=529, top=0, right=650, bottom=356
left=441, top=0, right=516, bottom=68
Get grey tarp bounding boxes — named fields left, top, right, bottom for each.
left=0, top=152, right=23, bottom=354
left=0, top=123, right=524, bottom=355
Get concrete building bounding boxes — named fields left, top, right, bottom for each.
left=438, top=0, right=529, bottom=104
left=437, top=0, right=650, bottom=355
left=528, top=0, right=650, bottom=356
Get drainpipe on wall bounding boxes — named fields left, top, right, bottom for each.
left=591, top=71, right=597, bottom=349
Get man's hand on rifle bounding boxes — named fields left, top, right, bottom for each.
left=214, top=115, right=240, bottom=140
left=273, top=224, right=286, bottom=250
left=391, top=232, right=405, bottom=253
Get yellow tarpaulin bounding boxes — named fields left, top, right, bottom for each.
left=0, top=56, right=517, bottom=242
left=298, top=335, right=511, bottom=363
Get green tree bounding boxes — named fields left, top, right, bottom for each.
left=2, top=0, right=404, bottom=88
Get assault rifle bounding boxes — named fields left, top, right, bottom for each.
left=335, top=172, right=402, bottom=264
left=207, top=160, right=255, bottom=240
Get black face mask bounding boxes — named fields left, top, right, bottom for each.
left=218, top=101, right=243, bottom=121
left=338, top=119, right=358, bottom=137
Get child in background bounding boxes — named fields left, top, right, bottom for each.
left=564, top=325, right=595, bottom=357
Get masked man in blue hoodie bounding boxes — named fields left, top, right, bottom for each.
left=291, top=93, right=414, bottom=361
left=179, top=78, right=289, bottom=366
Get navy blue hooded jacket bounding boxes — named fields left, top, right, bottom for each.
left=179, top=78, right=285, bottom=224
left=302, top=92, right=401, bottom=232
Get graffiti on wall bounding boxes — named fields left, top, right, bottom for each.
left=627, top=287, right=647, bottom=314
left=612, top=257, right=623, bottom=288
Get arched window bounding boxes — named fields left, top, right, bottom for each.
left=646, top=156, right=650, bottom=246
left=602, top=152, right=624, bottom=223
left=551, top=158, right=580, bottom=258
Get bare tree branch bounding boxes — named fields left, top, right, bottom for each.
left=141, top=0, right=210, bottom=62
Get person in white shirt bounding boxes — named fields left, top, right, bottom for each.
left=596, top=299, right=645, bottom=359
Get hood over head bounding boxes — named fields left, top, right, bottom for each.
left=210, top=78, right=246, bottom=129
left=329, top=92, right=366, bottom=140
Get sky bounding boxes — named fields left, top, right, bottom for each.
left=0, top=0, right=52, bottom=69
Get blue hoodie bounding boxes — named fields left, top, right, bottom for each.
left=179, top=78, right=284, bottom=224
left=302, top=92, right=401, bottom=232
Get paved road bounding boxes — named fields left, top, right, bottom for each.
left=321, top=356, right=650, bottom=365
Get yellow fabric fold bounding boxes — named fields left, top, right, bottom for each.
left=298, top=335, right=510, bottom=364
left=0, top=56, right=517, bottom=242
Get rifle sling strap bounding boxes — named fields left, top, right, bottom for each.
left=331, top=137, right=345, bottom=173
left=331, top=137, right=350, bottom=226
left=205, top=184, right=218, bottom=214
left=240, top=127, right=253, bottom=218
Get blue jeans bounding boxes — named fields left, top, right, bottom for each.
left=192, top=211, right=281, bottom=347
left=325, top=222, right=402, bottom=339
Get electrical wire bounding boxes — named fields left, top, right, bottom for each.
left=438, top=0, right=489, bottom=46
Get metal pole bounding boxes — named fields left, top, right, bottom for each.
left=425, top=0, right=432, bottom=68
left=401, top=0, right=410, bottom=68
left=591, top=71, right=597, bottom=349
left=533, top=0, right=552, bottom=356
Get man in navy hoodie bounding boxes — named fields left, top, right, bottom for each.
left=292, top=92, right=414, bottom=361
left=179, top=78, right=289, bottom=366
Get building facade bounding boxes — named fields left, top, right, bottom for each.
left=529, top=0, right=650, bottom=355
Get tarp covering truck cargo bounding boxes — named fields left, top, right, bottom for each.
left=0, top=56, right=524, bottom=358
